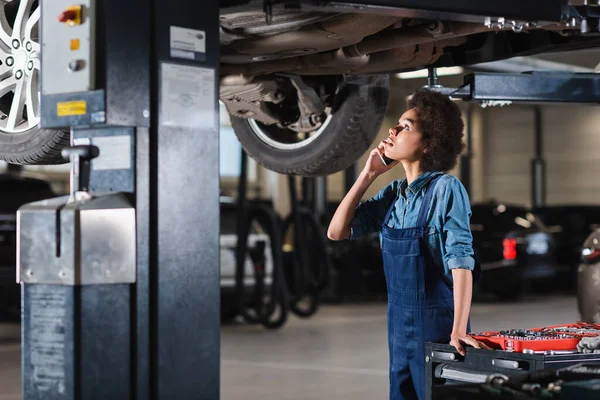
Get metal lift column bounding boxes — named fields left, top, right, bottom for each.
left=460, top=105, right=473, bottom=196
left=19, top=0, right=220, bottom=399
left=150, top=1, right=220, bottom=397
left=531, top=106, right=546, bottom=208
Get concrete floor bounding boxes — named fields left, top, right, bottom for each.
left=0, top=295, right=580, bottom=400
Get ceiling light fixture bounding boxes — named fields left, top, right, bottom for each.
left=396, top=66, right=464, bottom=79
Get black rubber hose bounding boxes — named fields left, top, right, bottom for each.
left=283, top=206, right=332, bottom=318
left=288, top=176, right=309, bottom=295
left=285, top=176, right=319, bottom=318
left=235, top=206, right=264, bottom=325
left=235, top=204, right=290, bottom=328
left=234, top=150, right=289, bottom=328
left=248, top=204, right=290, bottom=329
left=234, top=150, right=251, bottom=321
left=283, top=209, right=331, bottom=288
left=503, top=369, right=558, bottom=391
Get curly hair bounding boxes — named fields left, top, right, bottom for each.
left=407, top=89, right=465, bottom=172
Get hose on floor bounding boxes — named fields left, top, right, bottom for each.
left=282, top=176, right=331, bottom=318
left=242, top=204, right=289, bottom=329
left=234, top=151, right=289, bottom=329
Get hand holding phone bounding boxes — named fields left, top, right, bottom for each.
left=378, top=153, right=395, bottom=166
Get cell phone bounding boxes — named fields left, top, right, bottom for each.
left=378, top=153, right=395, bottom=166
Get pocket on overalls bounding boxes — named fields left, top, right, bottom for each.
left=381, top=235, right=422, bottom=256
left=382, top=240, right=425, bottom=294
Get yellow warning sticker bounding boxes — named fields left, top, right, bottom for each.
left=57, top=101, right=87, bottom=116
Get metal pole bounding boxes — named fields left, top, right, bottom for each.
left=531, top=106, right=546, bottom=208
left=27, top=1, right=220, bottom=399
left=235, top=150, right=250, bottom=316
left=460, top=105, right=473, bottom=195
left=302, top=177, right=316, bottom=212
left=289, top=176, right=309, bottom=295
left=315, top=176, right=328, bottom=224
left=152, top=0, right=220, bottom=397
left=344, top=162, right=358, bottom=193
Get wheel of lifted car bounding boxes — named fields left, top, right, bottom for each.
left=230, top=75, right=389, bottom=176
left=0, top=0, right=68, bottom=165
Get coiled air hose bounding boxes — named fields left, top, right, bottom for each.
left=282, top=175, right=331, bottom=318
left=235, top=151, right=289, bottom=329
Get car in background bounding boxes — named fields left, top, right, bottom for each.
left=0, top=172, right=55, bottom=320
left=471, top=202, right=562, bottom=300
left=533, top=205, right=600, bottom=286
left=578, top=228, right=600, bottom=322
left=323, top=200, right=562, bottom=302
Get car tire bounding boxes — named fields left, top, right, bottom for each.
left=230, top=75, right=390, bottom=176
left=0, top=128, right=69, bottom=164
left=0, top=0, right=69, bottom=165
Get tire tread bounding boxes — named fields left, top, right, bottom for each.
left=0, top=129, right=69, bottom=165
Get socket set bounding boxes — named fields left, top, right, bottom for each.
left=471, top=323, right=600, bottom=352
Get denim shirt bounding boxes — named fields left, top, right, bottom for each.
left=350, top=171, right=475, bottom=273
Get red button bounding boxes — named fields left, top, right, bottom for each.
left=58, top=10, right=77, bottom=23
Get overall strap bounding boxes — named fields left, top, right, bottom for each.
left=416, top=175, right=443, bottom=228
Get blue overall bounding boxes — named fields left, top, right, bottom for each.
left=382, top=175, right=458, bottom=400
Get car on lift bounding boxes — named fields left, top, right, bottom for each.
left=0, top=1, right=599, bottom=176
left=0, top=171, right=55, bottom=320
left=470, top=202, right=563, bottom=300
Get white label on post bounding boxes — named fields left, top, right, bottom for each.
left=92, top=135, right=132, bottom=170
left=170, top=26, right=206, bottom=60
left=161, top=63, right=216, bottom=130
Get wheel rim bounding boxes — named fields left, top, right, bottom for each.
left=0, top=0, right=39, bottom=134
left=247, top=112, right=333, bottom=151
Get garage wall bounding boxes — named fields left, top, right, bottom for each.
left=482, top=104, right=600, bottom=207
left=481, top=106, right=535, bottom=206
left=544, top=104, right=600, bottom=205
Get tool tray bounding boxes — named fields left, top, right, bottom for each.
left=471, top=322, right=600, bottom=352
left=425, top=342, right=600, bottom=400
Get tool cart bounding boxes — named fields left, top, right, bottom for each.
left=426, top=323, right=600, bottom=399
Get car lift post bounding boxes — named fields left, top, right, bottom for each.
left=20, top=1, right=220, bottom=399
left=459, top=104, right=473, bottom=196
left=532, top=106, right=546, bottom=208
left=344, top=162, right=359, bottom=194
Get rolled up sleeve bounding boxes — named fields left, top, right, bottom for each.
left=442, top=178, right=475, bottom=271
left=349, top=182, right=397, bottom=240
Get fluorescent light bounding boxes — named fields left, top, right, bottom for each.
left=396, top=66, right=464, bottom=80
left=515, top=217, right=532, bottom=229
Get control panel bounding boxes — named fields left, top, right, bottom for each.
left=42, top=0, right=95, bottom=95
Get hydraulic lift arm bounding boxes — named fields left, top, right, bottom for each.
left=257, top=0, right=566, bottom=24
left=432, top=71, right=600, bottom=105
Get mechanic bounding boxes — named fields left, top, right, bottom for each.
left=327, top=90, right=486, bottom=400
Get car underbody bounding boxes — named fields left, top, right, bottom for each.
left=218, top=1, right=600, bottom=127
left=2, top=0, right=600, bottom=176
